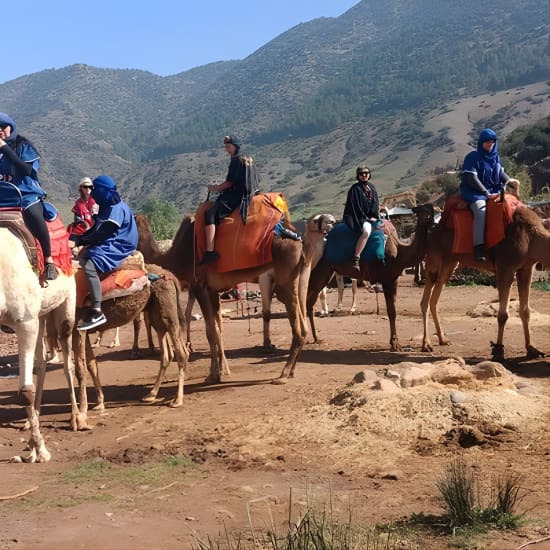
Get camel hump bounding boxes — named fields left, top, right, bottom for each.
left=0, top=209, right=39, bottom=270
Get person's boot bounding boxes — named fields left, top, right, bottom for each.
left=44, top=262, right=58, bottom=281
left=473, top=244, right=486, bottom=262
left=351, top=256, right=361, bottom=270
left=199, top=250, right=220, bottom=266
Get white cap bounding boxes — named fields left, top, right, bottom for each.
left=78, top=177, right=93, bottom=188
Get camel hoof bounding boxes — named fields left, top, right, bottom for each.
left=142, top=394, right=157, bottom=403
left=526, top=346, right=545, bottom=359
left=262, top=344, right=277, bottom=354
left=92, top=403, right=105, bottom=412
left=312, top=338, right=323, bottom=345
left=390, top=345, right=401, bottom=352
left=421, top=344, right=433, bottom=352
left=169, top=400, right=183, bottom=408
left=272, top=377, right=288, bottom=385
left=203, top=375, right=221, bottom=385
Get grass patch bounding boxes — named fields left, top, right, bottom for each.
left=406, top=457, right=525, bottom=547
left=532, top=279, right=550, bottom=291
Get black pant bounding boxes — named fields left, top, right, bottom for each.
left=23, top=201, right=52, bottom=258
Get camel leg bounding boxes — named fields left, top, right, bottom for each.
left=306, top=262, right=335, bottom=344
left=274, top=268, right=308, bottom=383
left=84, top=334, right=105, bottom=411
left=16, top=318, right=51, bottom=463
left=260, top=271, right=276, bottom=352
left=143, top=331, right=171, bottom=403
left=515, top=265, right=545, bottom=358
left=184, top=290, right=195, bottom=352
left=73, top=329, right=90, bottom=423
left=350, top=279, right=357, bottom=313
left=212, top=289, right=230, bottom=376
left=194, top=284, right=224, bottom=384
left=336, top=273, right=344, bottom=311
left=318, top=287, right=329, bottom=316
left=422, top=261, right=457, bottom=350
left=383, top=279, right=401, bottom=352
left=168, top=323, right=189, bottom=407
left=33, top=318, right=47, bottom=415
left=109, top=327, right=121, bottom=348
left=132, top=316, right=144, bottom=356
left=491, top=268, right=515, bottom=362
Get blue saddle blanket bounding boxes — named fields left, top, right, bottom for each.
left=324, top=222, right=386, bottom=265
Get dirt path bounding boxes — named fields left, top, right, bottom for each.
left=0, top=278, right=549, bottom=550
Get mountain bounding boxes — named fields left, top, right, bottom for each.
left=0, top=0, right=548, bottom=219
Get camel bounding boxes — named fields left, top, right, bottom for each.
left=318, top=274, right=358, bottom=317
left=420, top=204, right=550, bottom=360
left=307, top=204, right=435, bottom=349
left=135, top=211, right=311, bottom=384
left=0, top=228, right=79, bottom=463
left=72, top=264, right=189, bottom=427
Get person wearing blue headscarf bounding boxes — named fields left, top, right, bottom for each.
left=460, top=128, right=520, bottom=261
left=70, top=175, right=138, bottom=330
left=0, top=112, right=58, bottom=280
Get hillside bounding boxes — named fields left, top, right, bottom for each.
left=0, top=0, right=548, bottom=219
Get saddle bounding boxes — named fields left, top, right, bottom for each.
left=75, top=250, right=149, bottom=308
left=324, top=220, right=398, bottom=265
left=441, top=193, right=522, bottom=254
left=0, top=209, right=39, bottom=271
left=194, top=192, right=293, bottom=273
left=0, top=208, right=73, bottom=278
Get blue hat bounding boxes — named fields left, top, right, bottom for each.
left=0, top=112, right=16, bottom=132
left=92, top=175, right=117, bottom=190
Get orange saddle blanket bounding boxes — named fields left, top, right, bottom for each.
left=442, top=193, right=522, bottom=254
left=194, top=192, right=290, bottom=273
left=75, top=268, right=148, bottom=308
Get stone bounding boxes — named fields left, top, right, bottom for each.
left=399, top=366, right=430, bottom=388
left=449, top=390, right=468, bottom=404
left=372, top=379, right=401, bottom=393
left=353, top=370, right=379, bottom=384
left=470, top=361, right=510, bottom=380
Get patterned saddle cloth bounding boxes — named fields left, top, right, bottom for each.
left=194, top=192, right=293, bottom=272
left=74, top=251, right=148, bottom=307
left=324, top=220, right=398, bottom=265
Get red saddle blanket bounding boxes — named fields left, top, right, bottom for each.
left=75, top=268, right=148, bottom=308
left=0, top=208, right=73, bottom=276
left=441, top=193, right=522, bottom=254
left=194, top=192, right=290, bottom=273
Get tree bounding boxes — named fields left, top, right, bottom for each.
left=140, top=198, right=181, bottom=240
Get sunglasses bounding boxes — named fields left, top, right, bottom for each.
left=80, top=185, right=93, bottom=189
left=0, top=124, right=9, bottom=130
left=358, top=172, right=370, bottom=176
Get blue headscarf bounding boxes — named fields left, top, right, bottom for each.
left=476, top=128, right=499, bottom=165
left=0, top=112, right=16, bottom=133
left=92, top=175, right=121, bottom=206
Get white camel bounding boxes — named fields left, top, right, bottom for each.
left=0, top=228, right=80, bottom=463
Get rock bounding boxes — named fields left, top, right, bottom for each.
left=430, top=360, right=474, bottom=385
left=372, top=379, right=401, bottom=393
left=449, top=390, right=468, bottom=404
left=470, top=360, right=510, bottom=380
left=353, top=370, right=379, bottom=384
left=399, top=366, right=430, bottom=388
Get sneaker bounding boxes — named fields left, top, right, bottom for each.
left=44, top=262, right=58, bottom=281
left=473, top=245, right=486, bottom=262
left=77, top=309, right=107, bottom=331
left=351, top=256, right=361, bottom=270
left=199, top=250, right=220, bottom=266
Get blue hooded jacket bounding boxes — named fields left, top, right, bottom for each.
left=0, top=112, right=46, bottom=209
left=460, top=128, right=508, bottom=203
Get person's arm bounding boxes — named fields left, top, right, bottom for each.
left=462, top=172, right=490, bottom=196
left=70, top=220, right=118, bottom=246
left=0, top=144, right=35, bottom=177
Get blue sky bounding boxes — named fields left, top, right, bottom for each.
left=1, top=1, right=358, bottom=84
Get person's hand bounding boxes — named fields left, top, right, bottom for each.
left=207, top=184, right=218, bottom=193
left=0, top=138, right=6, bottom=148
left=487, top=193, right=500, bottom=200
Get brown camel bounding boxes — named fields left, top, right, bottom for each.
left=307, top=204, right=435, bottom=350
left=73, top=264, right=189, bottom=428
left=135, top=213, right=310, bottom=384
left=420, top=204, right=550, bottom=361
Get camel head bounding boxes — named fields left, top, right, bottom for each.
left=134, top=214, right=161, bottom=258
left=307, top=213, right=336, bottom=236
left=412, top=203, right=435, bottom=228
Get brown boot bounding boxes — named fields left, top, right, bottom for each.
left=351, top=256, right=360, bottom=270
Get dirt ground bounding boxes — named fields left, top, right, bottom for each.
left=0, top=276, right=549, bottom=550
